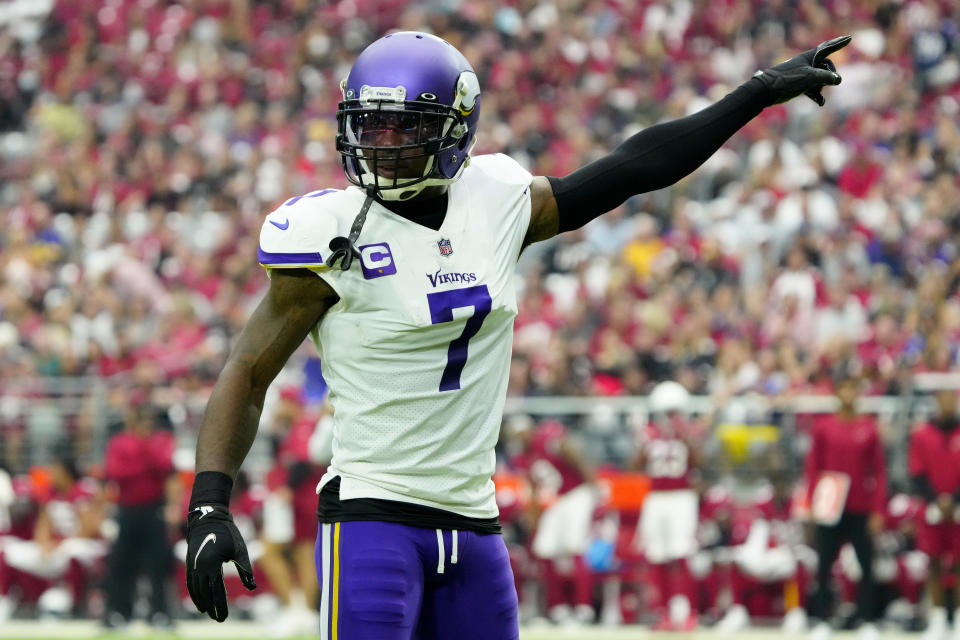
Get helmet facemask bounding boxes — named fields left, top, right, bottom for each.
left=337, top=93, right=473, bottom=202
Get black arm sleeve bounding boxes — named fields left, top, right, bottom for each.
left=911, top=473, right=938, bottom=503
left=547, top=77, right=770, bottom=233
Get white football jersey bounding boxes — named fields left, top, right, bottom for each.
left=258, top=154, right=533, bottom=518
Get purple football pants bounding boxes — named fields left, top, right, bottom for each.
left=315, top=521, right=519, bottom=640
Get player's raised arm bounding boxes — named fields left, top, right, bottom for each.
left=186, top=268, right=338, bottom=622
left=525, top=35, right=852, bottom=246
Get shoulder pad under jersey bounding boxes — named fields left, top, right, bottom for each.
left=466, top=153, right=534, bottom=188
left=257, top=188, right=360, bottom=269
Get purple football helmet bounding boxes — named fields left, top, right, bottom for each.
left=336, top=32, right=481, bottom=201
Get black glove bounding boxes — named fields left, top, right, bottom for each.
left=753, top=35, right=852, bottom=107
left=185, top=503, right=257, bottom=622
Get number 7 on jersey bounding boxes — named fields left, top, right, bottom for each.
left=427, top=285, right=492, bottom=391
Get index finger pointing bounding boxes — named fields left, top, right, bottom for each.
left=813, top=35, right=852, bottom=65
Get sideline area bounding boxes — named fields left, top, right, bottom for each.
left=0, top=621, right=923, bottom=640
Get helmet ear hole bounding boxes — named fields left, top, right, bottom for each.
left=458, top=136, right=468, bottom=151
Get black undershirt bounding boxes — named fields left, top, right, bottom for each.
left=380, top=189, right=448, bottom=231
left=317, top=476, right=502, bottom=535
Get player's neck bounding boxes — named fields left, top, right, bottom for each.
left=379, top=186, right=448, bottom=231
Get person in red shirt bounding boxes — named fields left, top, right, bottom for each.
left=102, top=403, right=176, bottom=630
left=908, top=389, right=960, bottom=640
left=631, top=381, right=703, bottom=631
left=805, top=376, right=887, bottom=640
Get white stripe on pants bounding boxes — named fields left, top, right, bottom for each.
left=319, top=523, right=331, bottom=640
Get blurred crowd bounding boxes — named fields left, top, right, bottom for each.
left=1, top=0, right=958, bottom=418
left=1, top=0, right=960, bottom=633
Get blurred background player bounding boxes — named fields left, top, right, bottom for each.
left=837, top=491, right=927, bottom=632
left=909, top=389, right=960, bottom=640
left=0, top=455, right=104, bottom=622
left=493, top=416, right=539, bottom=624
left=102, top=403, right=176, bottom=630
left=713, top=472, right=811, bottom=634
left=805, top=376, right=887, bottom=640
left=516, top=419, right=598, bottom=626
left=632, top=381, right=702, bottom=631
left=257, top=387, right=326, bottom=637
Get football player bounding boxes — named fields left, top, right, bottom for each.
left=714, top=479, right=811, bottom=634
left=632, top=381, right=703, bottom=630
left=0, top=458, right=105, bottom=622
left=836, top=493, right=926, bottom=632
left=185, top=30, right=852, bottom=639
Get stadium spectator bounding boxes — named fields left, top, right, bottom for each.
left=0, top=0, right=955, bottom=414
left=102, top=403, right=176, bottom=630
left=0, top=1, right=954, bottom=406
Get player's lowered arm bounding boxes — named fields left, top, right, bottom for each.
left=194, top=269, right=338, bottom=481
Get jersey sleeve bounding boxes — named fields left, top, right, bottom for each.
left=257, top=190, right=343, bottom=269
left=467, top=154, right=534, bottom=260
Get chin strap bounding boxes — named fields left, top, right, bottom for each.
left=326, top=185, right=376, bottom=271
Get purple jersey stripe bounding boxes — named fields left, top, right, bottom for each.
left=284, top=188, right=337, bottom=206
left=258, top=246, right=324, bottom=265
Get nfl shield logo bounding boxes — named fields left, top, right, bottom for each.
left=437, top=238, right=453, bottom=257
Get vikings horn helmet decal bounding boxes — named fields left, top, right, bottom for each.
left=336, top=32, right=482, bottom=201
